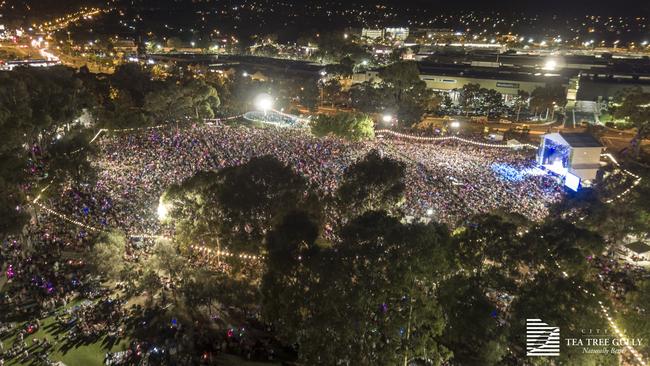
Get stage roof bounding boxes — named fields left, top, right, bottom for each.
left=557, top=132, right=603, bottom=148
left=542, top=132, right=603, bottom=148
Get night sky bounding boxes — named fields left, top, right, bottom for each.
left=394, top=0, right=650, bottom=15
left=10, top=0, right=650, bottom=15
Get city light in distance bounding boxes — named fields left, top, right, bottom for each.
left=382, top=114, right=393, bottom=123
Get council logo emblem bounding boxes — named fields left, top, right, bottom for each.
left=527, top=318, right=560, bottom=356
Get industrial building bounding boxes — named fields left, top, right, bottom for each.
left=352, top=63, right=567, bottom=101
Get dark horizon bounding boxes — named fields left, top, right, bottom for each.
left=404, top=0, right=650, bottom=14
left=3, top=0, right=650, bottom=16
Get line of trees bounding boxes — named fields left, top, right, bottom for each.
left=612, top=88, right=650, bottom=159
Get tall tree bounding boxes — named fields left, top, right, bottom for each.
left=45, top=128, right=98, bottom=188
left=522, top=219, right=605, bottom=278
left=509, top=272, right=614, bottom=366
left=438, top=275, right=509, bottom=366
left=0, top=151, right=29, bottom=239
left=144, top=79, right=220, bottom=122
left=459, top=83, right=482, bottom=116
left=164, top=156, right=315, bottom=252
left=262, top=211, right=453, bottom=366
left=88, top=230, right=127, bottom=280
left=337, top=150, right=406, bottom=217
left=451, top=214, right=522, bottom=288
left=530, top=85, right=567, bottom=120
left=310, top=112, right=375, bottom=141
left=611, top=88, right=650, bottom=158
left=513, top=90, right=530, bottom=121
left=618, top=279, right=650, bottom=357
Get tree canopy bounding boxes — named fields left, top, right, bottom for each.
left=612, top=88, right=650, bottom=158
left=337, top=150, right=406, bottom=217
left=350, top=62, right=433, bottom=126
left=262, top=211, right=453, bottom=366
left=310, top=112, right=375, bottom=141
left=163, top=155, right=316, bottom=252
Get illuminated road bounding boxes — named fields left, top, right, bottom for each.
left=39, top=48, right=60, bottom=62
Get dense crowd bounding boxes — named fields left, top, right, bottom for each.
left=388, top=139, right=563, bottom=222
left=39, top=123, right=563, bottom=241
left=3, top=120, right=648, bottom=365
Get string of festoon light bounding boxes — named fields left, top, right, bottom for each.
left=69, top=116, right=244, bottom=154
left=189, top=244, right=263, bottom=261
left=375, top=129, right=538, bottom=149
left=567, top=155, right=644, bottom=365
left=601, top=153, right=643, bottom=204
left=36, top=116, right=262, bottom=263
left=108, top=116, right=242, bottom=133
left=82, top=115, right=244, bottom=140
left=555, top=259, right=647, bottom=366
left=600, top=303, right=647, bottom=365
left=31, top=195, right=262, bottom=263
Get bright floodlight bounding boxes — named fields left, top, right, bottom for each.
left=450, top=121, right=460, bottom=128
left=157, top=201, right=169, bottom=220
left=382, top=114, right=393, bottom=123
left=255, top=93, right=273, bottom=113
left=543, top=59, right=557, bottom=71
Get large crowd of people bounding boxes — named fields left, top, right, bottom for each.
left=2, top=119, right=648, bottom=365
left=387, top=139, right=563, bottom=222
left=0, top=121, right=568, bottom=363
left=39, top=123, right=564, bottom=241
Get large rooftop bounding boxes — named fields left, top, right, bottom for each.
left=559, top=132, right=603, bottom=148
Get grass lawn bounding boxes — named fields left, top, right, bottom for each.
left=2, top=300, right=131, bottom=366
left=216, top=354, right=281, bottom=366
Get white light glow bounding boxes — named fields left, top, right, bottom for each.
left=157, top=201, right=169, bottom=220
left=543, top=59, right=557, bottom=71
left=255, top=93, right=273, bottom=113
